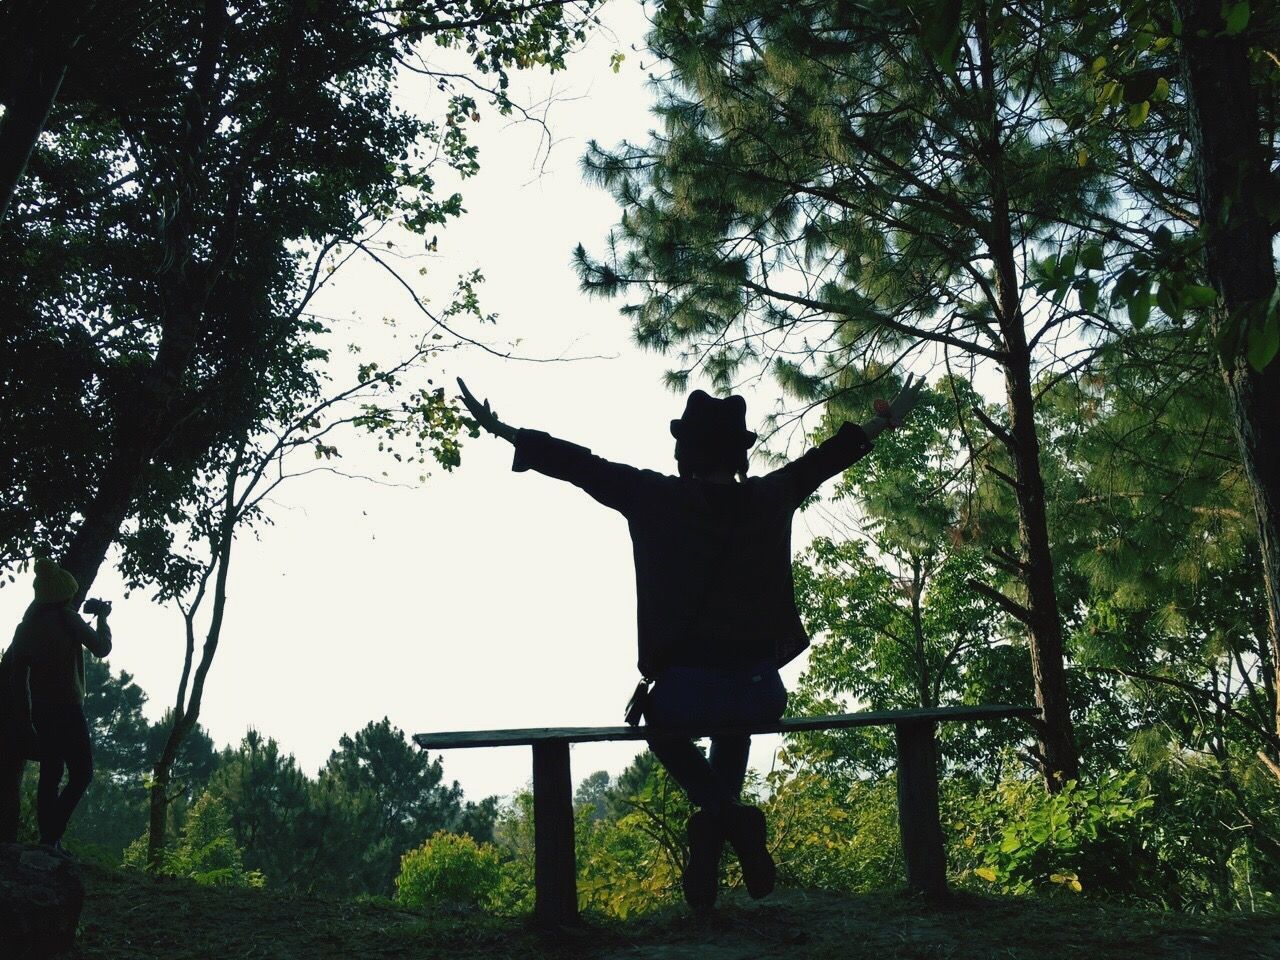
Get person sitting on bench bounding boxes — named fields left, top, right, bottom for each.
left=457, top=375, right=922, bottom=911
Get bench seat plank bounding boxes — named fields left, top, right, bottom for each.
left=413, top=703, right=1040, bottom=926
left=413, top=703, right=1040, bottom=750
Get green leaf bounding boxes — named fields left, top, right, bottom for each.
left=1182, top=284, right=1218, bottom=308
left=1156, top=282, right=1182, bottom=321
left=1112, top=269, right=1140, bottom=303
left=1247, top=315, right=1280, bottom=371
left=919, top=0, right=964, bottom=71
left=1128, top=286, right=1152, bottom=328
left=1080, top=244, right=1104, bottom=271
left=1127, top=101, right=1150, bottom=127
left=1079, top=278, right=1099, bottom=312
left=1221, top=1, right=1250, bottom=35
left=1151, top=77, right=1171, bottom=102
left=1122, top=73, right=1158, bottom=104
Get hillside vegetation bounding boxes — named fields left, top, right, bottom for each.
left=71, top=863, right=1280, bottom=960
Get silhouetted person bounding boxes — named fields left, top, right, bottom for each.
left=0, top=559, right=112, bottom=847
left=457, top=375, right=921, bottom=910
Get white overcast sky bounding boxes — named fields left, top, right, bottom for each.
left=2, top=0, right=872, bottom=803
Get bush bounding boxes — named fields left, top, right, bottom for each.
left=766, top=769, right=904, bottom=893
left=951, top=770, right=1154, bottom=897
left=395, top=831, right=502, bottom=910
left=123, top=792, right=264, bottom=888
left=575, top=757, right=700, bottom=918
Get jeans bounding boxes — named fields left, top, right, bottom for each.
left=33, top=703, right=93, bottom=845
left=645, top=660, right=787, bottom=814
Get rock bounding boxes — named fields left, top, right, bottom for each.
left=0, top=842, right=85, bottom=958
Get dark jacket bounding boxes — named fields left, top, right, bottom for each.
left=3, top=603, right=112, bottom=721
left=513, top=422, right=873, bottom=677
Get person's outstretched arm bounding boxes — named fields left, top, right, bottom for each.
left=457, top=378, right=645, bottom=513
left=774, top=373, right=925, bottom=503
left=77, top=605, right=112, bottom=658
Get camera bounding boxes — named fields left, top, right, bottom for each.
left=82, top=598, right=112, bottom=617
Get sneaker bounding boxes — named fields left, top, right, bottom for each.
left=683, top=809, right=724, bottom=912
left=723, top=803, right=775, bottom=899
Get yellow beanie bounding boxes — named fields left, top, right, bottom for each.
left=33, top=557, right=78, bottom=604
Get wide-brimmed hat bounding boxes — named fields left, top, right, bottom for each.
left=670, top=390, right=757, bottom=449
left=33, top=557, right=78, bottom=604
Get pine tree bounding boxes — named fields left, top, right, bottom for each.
left=1169, top=0, right=1280, bottom=770
left=576, top=0, right=1131, bottom=786
left=1062, top=0, right=1280, bottom=781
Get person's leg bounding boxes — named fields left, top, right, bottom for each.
left=645, top=666, right=733, bottom=911
left=713, top=666, right=786, bottom=900
left=35, top=737, right=66, bottom=845
left=708, top=666, right=787, bottom=802
left=0, top=737, right=24, bottom=843
left=707, top=735, right=752, bottom=801
left=646, top=738, right=730, bottom=811
left=45, top=707, right=92, bottom=845
left=645, top=667, right=736, bottom=814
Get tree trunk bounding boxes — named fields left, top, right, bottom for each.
left=1001, top=343, right=1081, bottom=788
left=60, top=306, right=207, bottom=599
left=0, top=59, right=69, bottom=224
left=909, top=558, right=933, bottom=709
left=145, top=761, right=172, bottom=869
left=1176, top=0, right=1280, bottom=765
left=976, top=4, right=1079, bottom=788
left=145, top=454, right=238, bottom=866
left=0, top=1, right=94, bottom=223
left=60, top=1, right=231, bottom=599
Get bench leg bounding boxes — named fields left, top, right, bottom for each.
left=532, top=739, right=578, bottom=927
left=895, top=720, right=947, bottom=899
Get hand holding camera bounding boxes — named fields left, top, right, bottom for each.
left=82, top=598, right=112, bottom=618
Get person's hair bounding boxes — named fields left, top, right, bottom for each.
left=674, top=436, right=749, bottom=481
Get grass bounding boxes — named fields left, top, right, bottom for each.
left=70, top=863, right=1280, bottom=959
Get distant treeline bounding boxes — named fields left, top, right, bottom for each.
left=11, top=658, right=497, bottom=900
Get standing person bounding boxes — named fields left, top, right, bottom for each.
left=0, top=558, right=112, bottom=848
left=457, top=375, right=922, bottom=910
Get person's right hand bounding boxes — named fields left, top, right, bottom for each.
left=457, top=378, right=517, bottom=442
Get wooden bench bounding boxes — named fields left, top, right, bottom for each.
left=414, top=703, right=1040, bottom=927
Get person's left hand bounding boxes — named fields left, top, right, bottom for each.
left=457, top=378, right=516, bottom=442
left=887, top=372, right=925, bottom=426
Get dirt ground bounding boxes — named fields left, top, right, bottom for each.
left=72, top=864, right=1280, bottom=960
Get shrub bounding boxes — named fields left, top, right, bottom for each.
left=952, top=770, right=1154, bottom=896
left=766, top=769, right=904, bottom=892
left=395, top=831, right=502, bottom=910
left=123, top=792, right=264, bottom=888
